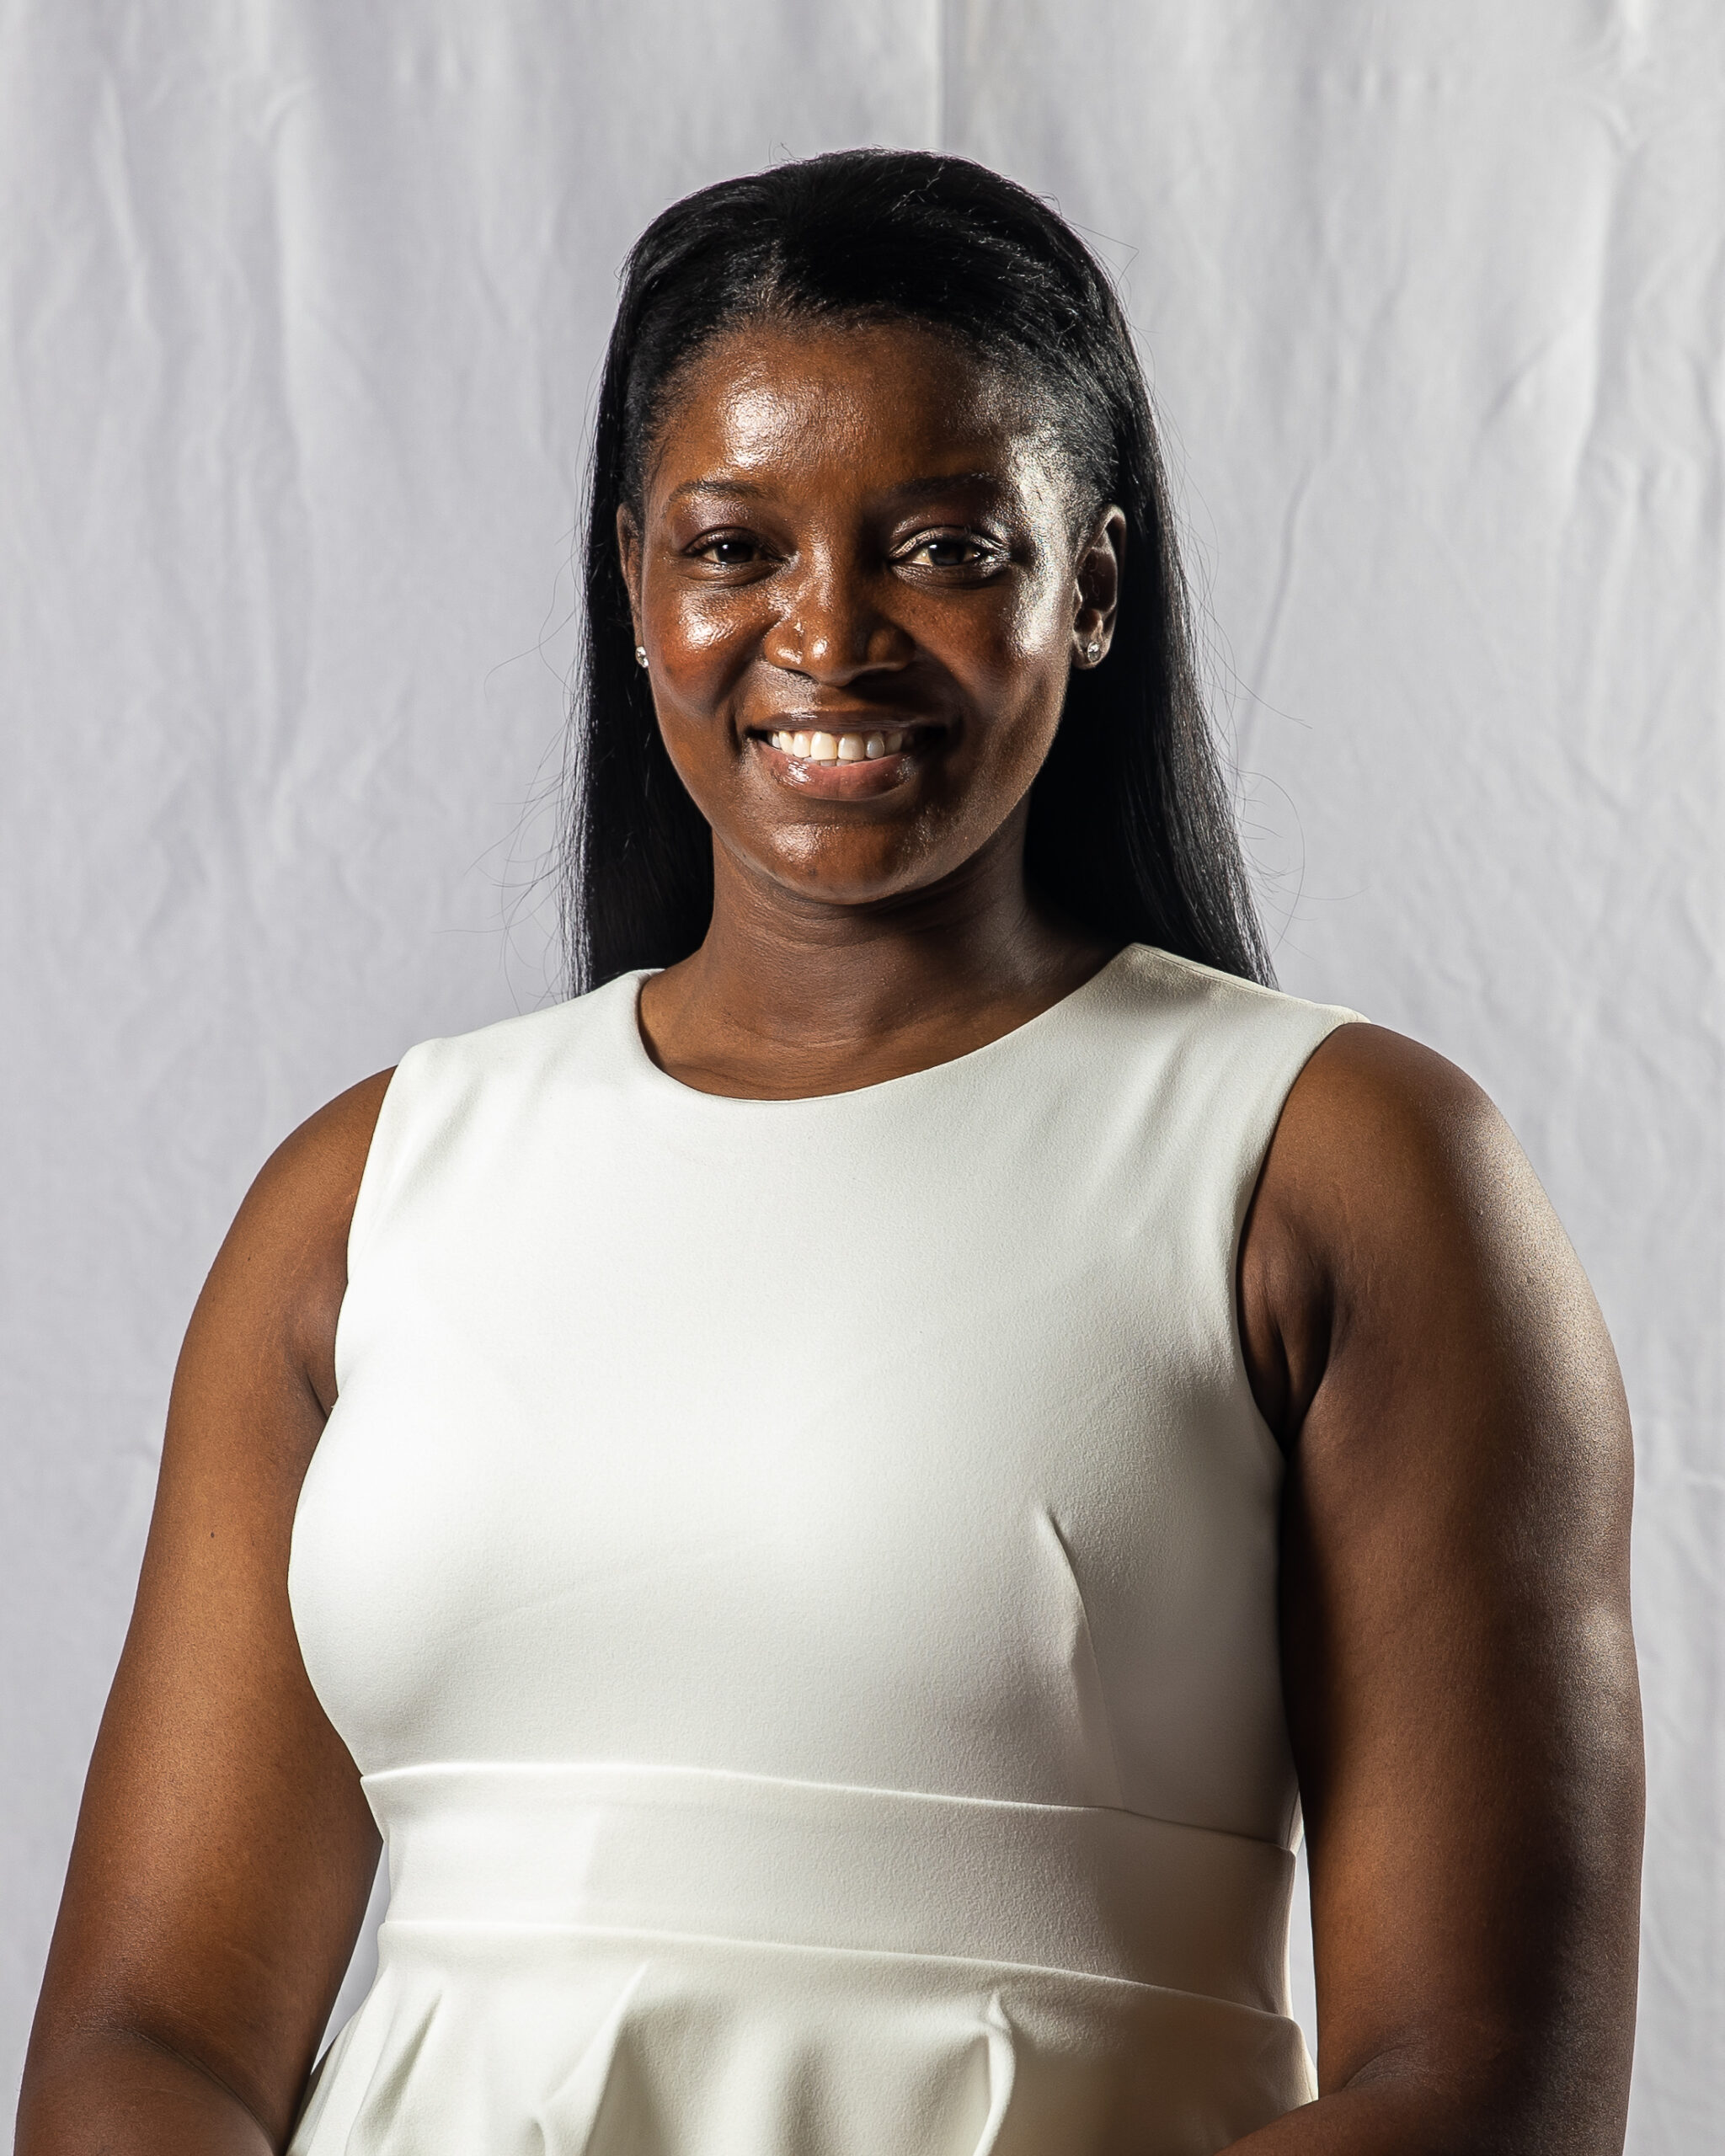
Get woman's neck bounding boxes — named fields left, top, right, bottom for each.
left=635, top=821, right=1115, bottom=1100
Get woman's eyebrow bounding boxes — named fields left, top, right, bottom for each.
left=664, top=476, right=767, bottom=504
left=882, top=471, right=1009, bottom=502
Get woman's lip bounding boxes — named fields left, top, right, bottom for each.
left=749, top=732, right=927, bottom=800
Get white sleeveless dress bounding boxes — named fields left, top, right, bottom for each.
left=286, top=944, right=1355, bottom=2156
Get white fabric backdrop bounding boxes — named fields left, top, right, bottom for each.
left=3, top=3, right=1717, bottom=2143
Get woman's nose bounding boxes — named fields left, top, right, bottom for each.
left=764, top=556, right=914, bottom=682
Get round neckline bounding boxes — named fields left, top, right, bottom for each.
left=622, top=944, right=1135, bottom=1109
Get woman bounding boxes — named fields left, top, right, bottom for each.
left=19, top=151, right=1641, bottom=2154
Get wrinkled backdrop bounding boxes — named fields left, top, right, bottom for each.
left=2, top=3, right=1718, bottom=2143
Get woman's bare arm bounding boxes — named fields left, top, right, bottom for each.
left=1231, top=1024, right=1642, bottom=2154
left=17, top=1074, right=393, bottom=2153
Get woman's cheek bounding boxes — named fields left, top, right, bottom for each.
left=933, top=574, right=1056, bottom=683
left=654, top=594, right=765, bottom=703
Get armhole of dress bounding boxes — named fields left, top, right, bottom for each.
left=1227, top=1006, right=1365, bottom=1467
left=330, top=1042, right=431, bottom=1394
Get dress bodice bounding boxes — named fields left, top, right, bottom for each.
left=287, top=946, right=1354, bottom=2156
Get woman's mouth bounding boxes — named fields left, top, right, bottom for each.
left=751, top=723, right=932, bottom=799
left=765, top=727, right=910, bottom=764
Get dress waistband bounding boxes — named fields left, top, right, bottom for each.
left=363, top=1762, right=1295, bottom=2018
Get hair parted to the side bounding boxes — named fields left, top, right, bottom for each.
left=564, top=147, right=1273, bottom=993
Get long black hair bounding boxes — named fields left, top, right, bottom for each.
left=564, top=148, right=1272, bottom=992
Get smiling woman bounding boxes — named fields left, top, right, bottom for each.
left=573, top=154, right=1267, bottom=1023
left=18, top=153, right=1641, bottom=2156
left=619, top=312, right=1132, bottom=1096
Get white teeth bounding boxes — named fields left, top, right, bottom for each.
left=766, top=728, right=914, bottom=763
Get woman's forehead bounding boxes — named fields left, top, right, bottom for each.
left=647, top=318, right=1059, bottom=499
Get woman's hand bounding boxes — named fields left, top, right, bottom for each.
left=1233, top=1024, right=1642, bottom=2154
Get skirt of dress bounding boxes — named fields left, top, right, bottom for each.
left=287, top=1762, right=1316, bottom=2156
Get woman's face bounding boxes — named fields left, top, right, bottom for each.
left=619, top=317, right=1121, bottom=913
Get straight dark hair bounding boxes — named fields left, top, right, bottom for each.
left=564, top=148, right=1272, bottom=993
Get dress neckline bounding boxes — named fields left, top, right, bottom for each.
left=621, top=943, right=1136, bottom=1110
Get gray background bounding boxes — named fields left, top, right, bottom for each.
left=3, top=3, right=1718, bottom=2143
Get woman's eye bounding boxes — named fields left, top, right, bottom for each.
left=692, top=535, right=762, bottom=567
left=901, top=533, right=996, bottom=569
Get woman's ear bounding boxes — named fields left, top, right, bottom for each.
left=1072, top=504, right=1125, bottom=668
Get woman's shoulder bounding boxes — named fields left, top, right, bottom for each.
left=377, top=974, right=644, bottom=1102
left=1241, top=1017, right=1587, bottom=1444
left=1108, top=942, right=1360, bottom=1046
left=241, top=1066, right=399, bottom=1251
left=200, top=1070, right=400, bottom=1415
left=1099, top=955, right=1530, bottom=1262
left=1255, top=1016, right=1535, bottom=1292
left=1268, top=1019, right=1514, bottom=1217
left=1080, top=945, right=1363, bottom=1140
left=200, top=979, right=627, bottom=1412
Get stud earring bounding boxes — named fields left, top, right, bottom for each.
left=634, top=645, right=649, bottom=668
left=1086, top=640, right=1103, bottom=664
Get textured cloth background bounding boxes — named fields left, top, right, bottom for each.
left=3, top=3, right=1717, bottom=2143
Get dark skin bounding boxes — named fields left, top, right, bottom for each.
left=19, top=320, right=1642, bottom=2153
